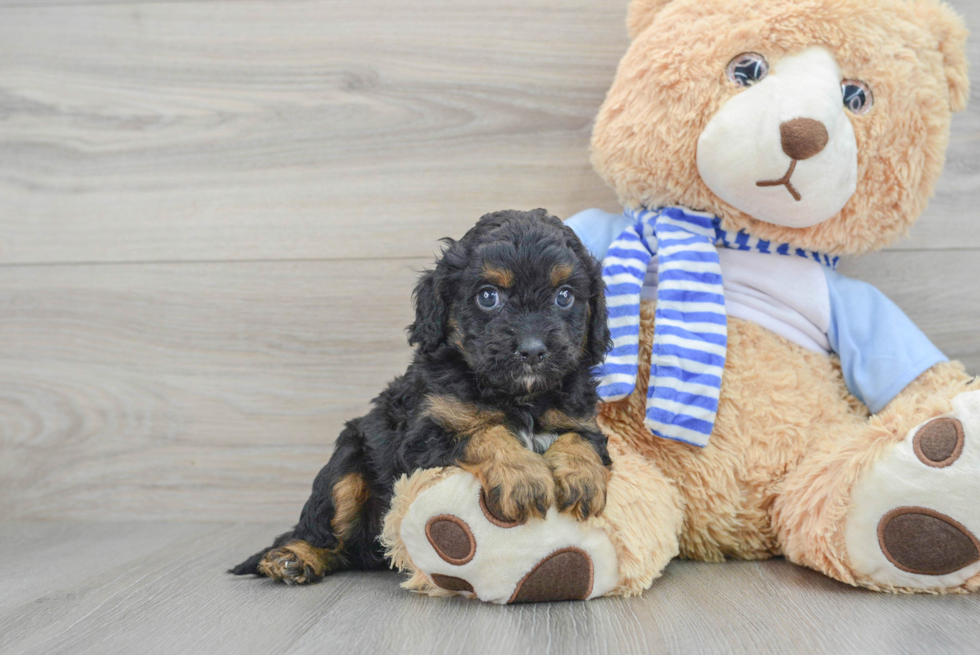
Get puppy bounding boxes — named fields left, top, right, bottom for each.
left=231, top=209, right=612, bottom=584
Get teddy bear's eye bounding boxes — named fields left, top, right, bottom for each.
left=842, top=80, right=874, bottom=115
left=726, top=53, right=769, bottom=88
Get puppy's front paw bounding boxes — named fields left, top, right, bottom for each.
left=545, top=433, right=611, bottom=521
left=257, top=541, right=332, bottom=585
left=552, top=467, right=608, bottom=521
left=479, top=456, right=556, bottom=524
left=459, top=426, right=556, bottom=524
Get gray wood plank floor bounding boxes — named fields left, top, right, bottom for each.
left=2, top=521, right=979, bottom=655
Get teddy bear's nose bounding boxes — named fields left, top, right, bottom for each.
left=780, top=117, right=830, bottom=161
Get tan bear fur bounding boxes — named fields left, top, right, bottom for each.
left=599, top=305, right=979, bottom=594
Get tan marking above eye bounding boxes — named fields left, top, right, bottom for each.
left=482, top=265, right=513, bottom=288
left=550, top=263, right=575, bottom=287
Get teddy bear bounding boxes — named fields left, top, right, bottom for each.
left=378, top=0, right=978, bottom=603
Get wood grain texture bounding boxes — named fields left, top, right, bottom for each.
left=0, top=0, right=622, bottom=265
left=0, top=0, right=976, bottom=264
left=1, top=521, right=979, bottom=655
left=0, top=258, right=421, bottom=520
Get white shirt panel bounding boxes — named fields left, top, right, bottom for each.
left=640, top=248, right=831, bottom=353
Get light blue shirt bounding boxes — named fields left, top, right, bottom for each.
left=823, top=269, right=947, bottom=413
left=566, top=208, right=633, bottom=261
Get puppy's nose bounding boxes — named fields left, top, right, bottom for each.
left=518, top=337, right=548, bottom=365
left=780, top=117, right=829, bottom=161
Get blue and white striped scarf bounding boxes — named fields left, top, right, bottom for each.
left=596, top=206, right=839, bottom=448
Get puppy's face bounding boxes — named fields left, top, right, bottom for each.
left=409, top=209, right=610, bottom=395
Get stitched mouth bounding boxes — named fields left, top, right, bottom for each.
left=756, top=159, right=802, bottom=202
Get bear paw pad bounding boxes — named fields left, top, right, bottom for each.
left=878, top=507, right=980, bottom=577
left=509, top=547, right=594, bottom=603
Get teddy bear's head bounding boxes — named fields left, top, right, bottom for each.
left=591, top=0, right=969, bottom=255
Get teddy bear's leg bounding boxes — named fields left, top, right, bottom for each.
left=774, top=362, right=980, bottom=592
left=380, top=446, right=683, bottom=603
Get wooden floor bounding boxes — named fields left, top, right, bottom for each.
left=2, top=522, right=979, bottom=655
left=1, top=0, right=980, bottom=653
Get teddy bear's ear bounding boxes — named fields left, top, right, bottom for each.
left=627, top=0, right=674, bottom=40
left=909, top=0, right=970, bottom=112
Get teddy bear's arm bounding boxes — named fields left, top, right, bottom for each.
left=823, top=267, right=949, bottom=414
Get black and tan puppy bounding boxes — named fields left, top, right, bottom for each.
left=231, top=209, right=612, bottom=584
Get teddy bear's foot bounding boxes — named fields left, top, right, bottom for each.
left=388, top=469, right=619, bottom=603
left=846, top=390, right=980, bottom=591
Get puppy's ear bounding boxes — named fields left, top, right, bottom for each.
left=564, top=225, right=611, bottom=368
left=409, top=238, right=465, bottom=353
left=407, top=267, right=448, bottom=353
left=585, top=259, right=612, bottom=369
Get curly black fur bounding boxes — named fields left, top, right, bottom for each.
left=230, top=209, right=611, bottom=581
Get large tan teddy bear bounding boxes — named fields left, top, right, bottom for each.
left=381, top=0, right=979, bottom=602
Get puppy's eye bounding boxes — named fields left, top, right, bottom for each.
left=555, top=288, right=575, bottom=309
left=476, top=287, right=500, bottom=310
left=842, top=80, right=873, bottom=115
left=726, top=53, right=769, bottom=88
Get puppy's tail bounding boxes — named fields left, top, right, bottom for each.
left=228, top=548, right=271, bottom=576
left=229, top=529, right=294, bottom=576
